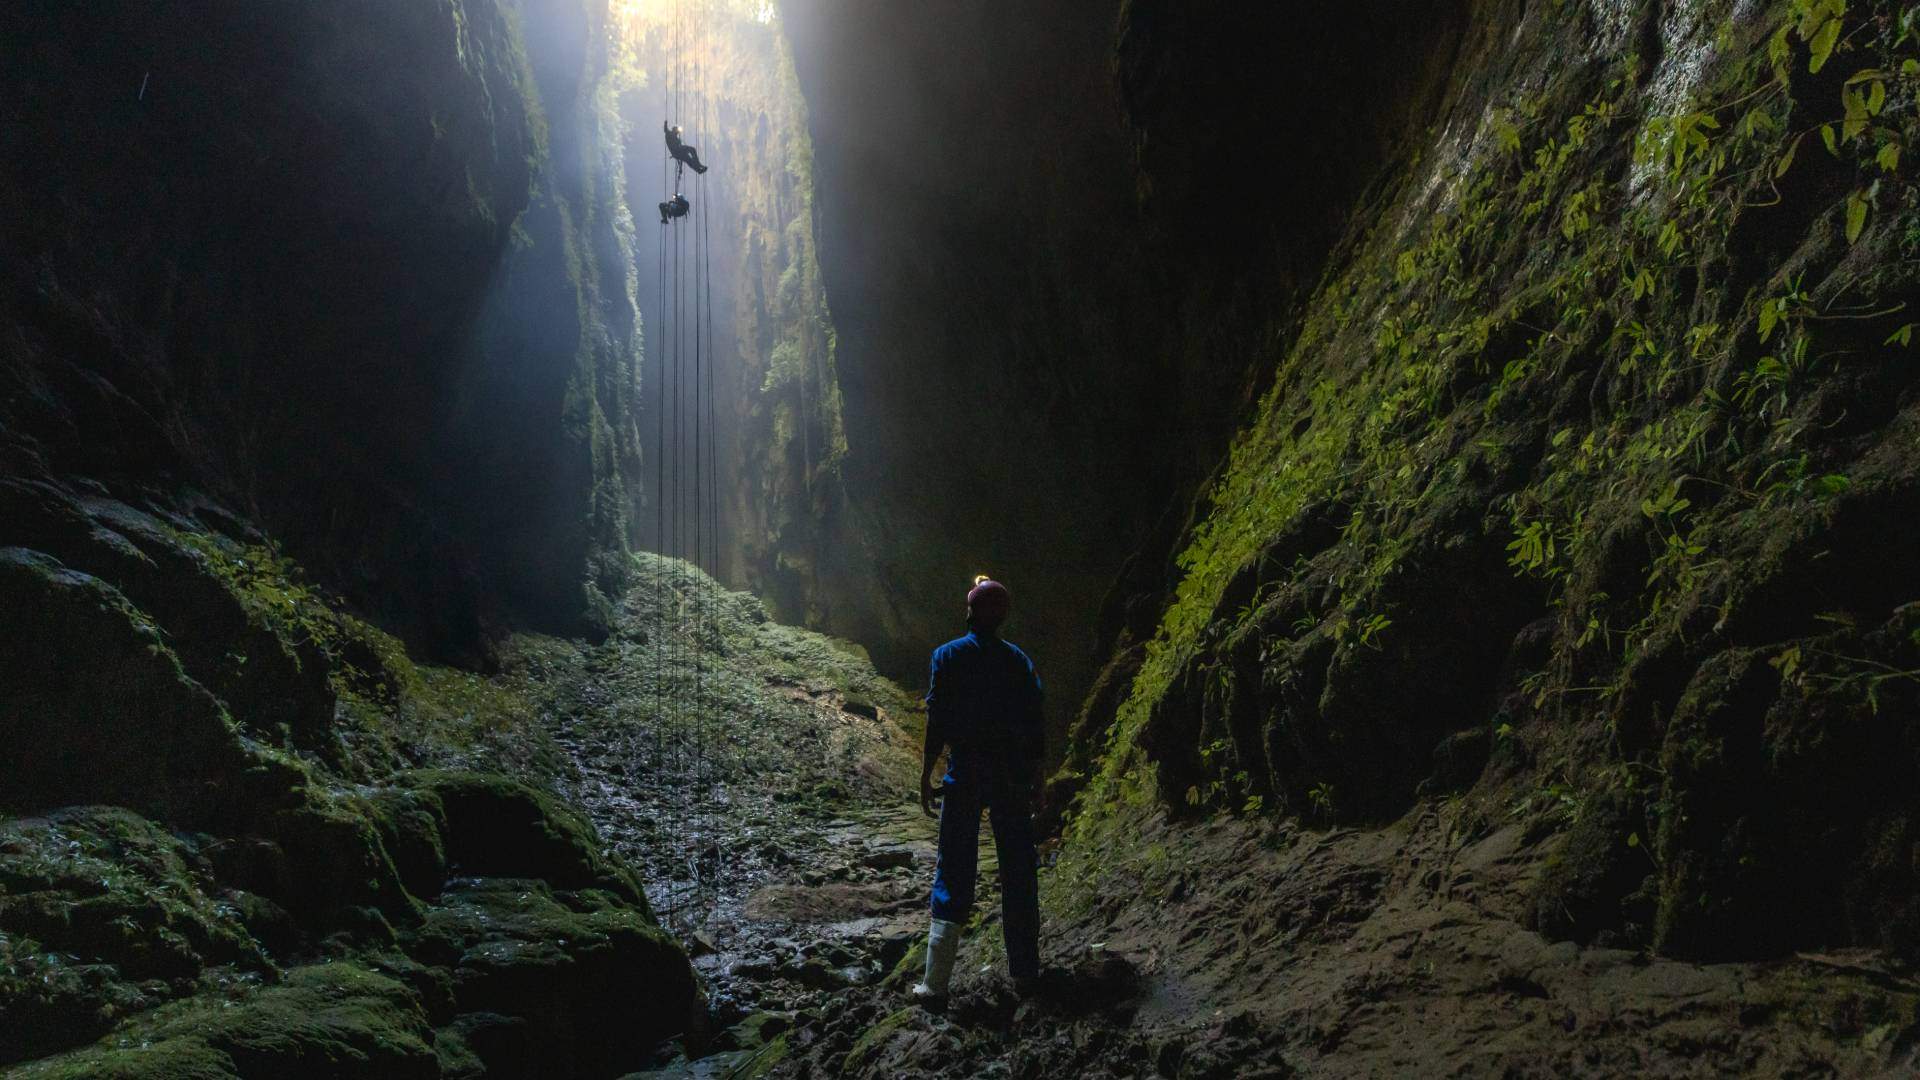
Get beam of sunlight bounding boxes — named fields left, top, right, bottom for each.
left=611, top=0, right=776, bottom=41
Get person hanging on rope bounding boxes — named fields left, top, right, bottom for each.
left=911, top=575, right=1045, bottom=1002
left=659, top=192, right=690, bottom=225
left=664, top=121, right=709, bottom=174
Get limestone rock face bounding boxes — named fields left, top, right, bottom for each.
left=773, top=0, right=1473, bottom=752
left=0, top=0, right=648, bottom=659
left=0, top=547, right=243, bottom=822
left=0, top=484, right=695, bottom=1076
left=1029, top=0, right=1920, bottom=968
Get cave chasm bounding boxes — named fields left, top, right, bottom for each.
left=5, top=0, right=1920, bottom=1076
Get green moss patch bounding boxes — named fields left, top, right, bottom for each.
left=840, top=1006, right=917, bottom=1075
left=408, top=879, right=695, bottom=1076
left=9, top=963, right=438, bottom=1080
left=1060, top=0, right=1920, bottom=960
left=408, top=772, right=647, bottom=906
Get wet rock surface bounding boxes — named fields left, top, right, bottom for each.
left=5, top=492, right=1916, bottom=1078
left=493, top=549, right=1920, bottom=1077
left=514, top=561, right=940, bottom=1072
left=0, top=490, right=698, bottom=1078
left=486, top=560, right=1919, bottom=1078
left=749, top=810, right=1920, bottom=1078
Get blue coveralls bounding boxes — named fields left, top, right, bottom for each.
left=925, top=628, right=1044, bottom=979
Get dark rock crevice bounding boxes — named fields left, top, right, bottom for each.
left=779, top=0, right=1476, bottom=755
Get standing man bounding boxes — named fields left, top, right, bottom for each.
left=911, top=575, right=1044, bottom=1000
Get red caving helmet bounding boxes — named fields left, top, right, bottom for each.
left=967, top=575, right=1011, bottom=629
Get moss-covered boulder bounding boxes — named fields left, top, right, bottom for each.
left=408, top=879, right=697, bottom=1077
left=0, top=516, right=694, bottom=1074
left=366, top=786, right=454, bottom=903
left=8, top=963, right=440, bottom=1080
left=410, top=772, right=650, bottom=909
left=204, top=770, right=652, bottom=934
left=241, top=787, right=424, bottom=933
left=0, top=808, right=271, bottom=1065
left=0, top=780, right=696, bottom=1074
left=1529, top=789, right=1654, bottom=947
left=0, top=484, right=340, bottom=760
left=0, top=548, right=247, bottom=824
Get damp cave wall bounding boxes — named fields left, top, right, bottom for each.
left=0, top=5, right=713, bottom=1069
left=779, top=0, right=1920, bottom=965
left=0, top=0, right=1485, bottom=754
left=615, top=8, right=848, bottom=620
left=778, top=0, right=1470, bottom=757
left=1025, top=0, right=1920, bottom=966
left=0, top=0, right=649, bottom=662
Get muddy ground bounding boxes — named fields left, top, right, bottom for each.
left=520, top=568, right=1920, bottom=1079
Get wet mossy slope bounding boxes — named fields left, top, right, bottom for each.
left=0, top=486, right=697, bottom=1077
left=1062, top=0, right=1920, bottom=964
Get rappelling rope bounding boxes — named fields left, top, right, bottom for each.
left=676, top=83, right=693, bottom=926
left=672, top=0, right=687, bottom=930
left=670, top=102, right=685, bottom=927
left=633, top=0, right=744, bottom=930
left=702, top=9, right=724, bottom=921
left=689, top=7, right=709, bottom=920
left=650, top=0, right=733, bottom=933
left=654, top=147, right=672, bottom=926
left=699, top=35, right=723, bottom=917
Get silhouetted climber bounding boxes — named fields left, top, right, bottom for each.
left=659, top=192, right=690, bottom=224
left=912, top=575, right=1044, bottom=1001
left=664, top=122, right=708, bottom=174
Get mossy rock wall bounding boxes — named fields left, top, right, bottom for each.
left=1063, top=0, right=1920, bottom=963
left=0, top=484, right=695, bottom=1075
left=0, top=0, right=657, bottom=660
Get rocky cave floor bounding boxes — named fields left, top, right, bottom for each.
left=4, top=526, right=1917, bottom=1079
left=521, top=615, right=1920, bottom=1079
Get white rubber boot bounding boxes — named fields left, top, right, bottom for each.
left=909, top=918, right=960, bottom=1000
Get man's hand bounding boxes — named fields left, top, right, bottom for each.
left=919, top=774, right=941, bottom=818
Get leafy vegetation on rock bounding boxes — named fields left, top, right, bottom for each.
left=1061, top=0, right=1920, bottom=963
